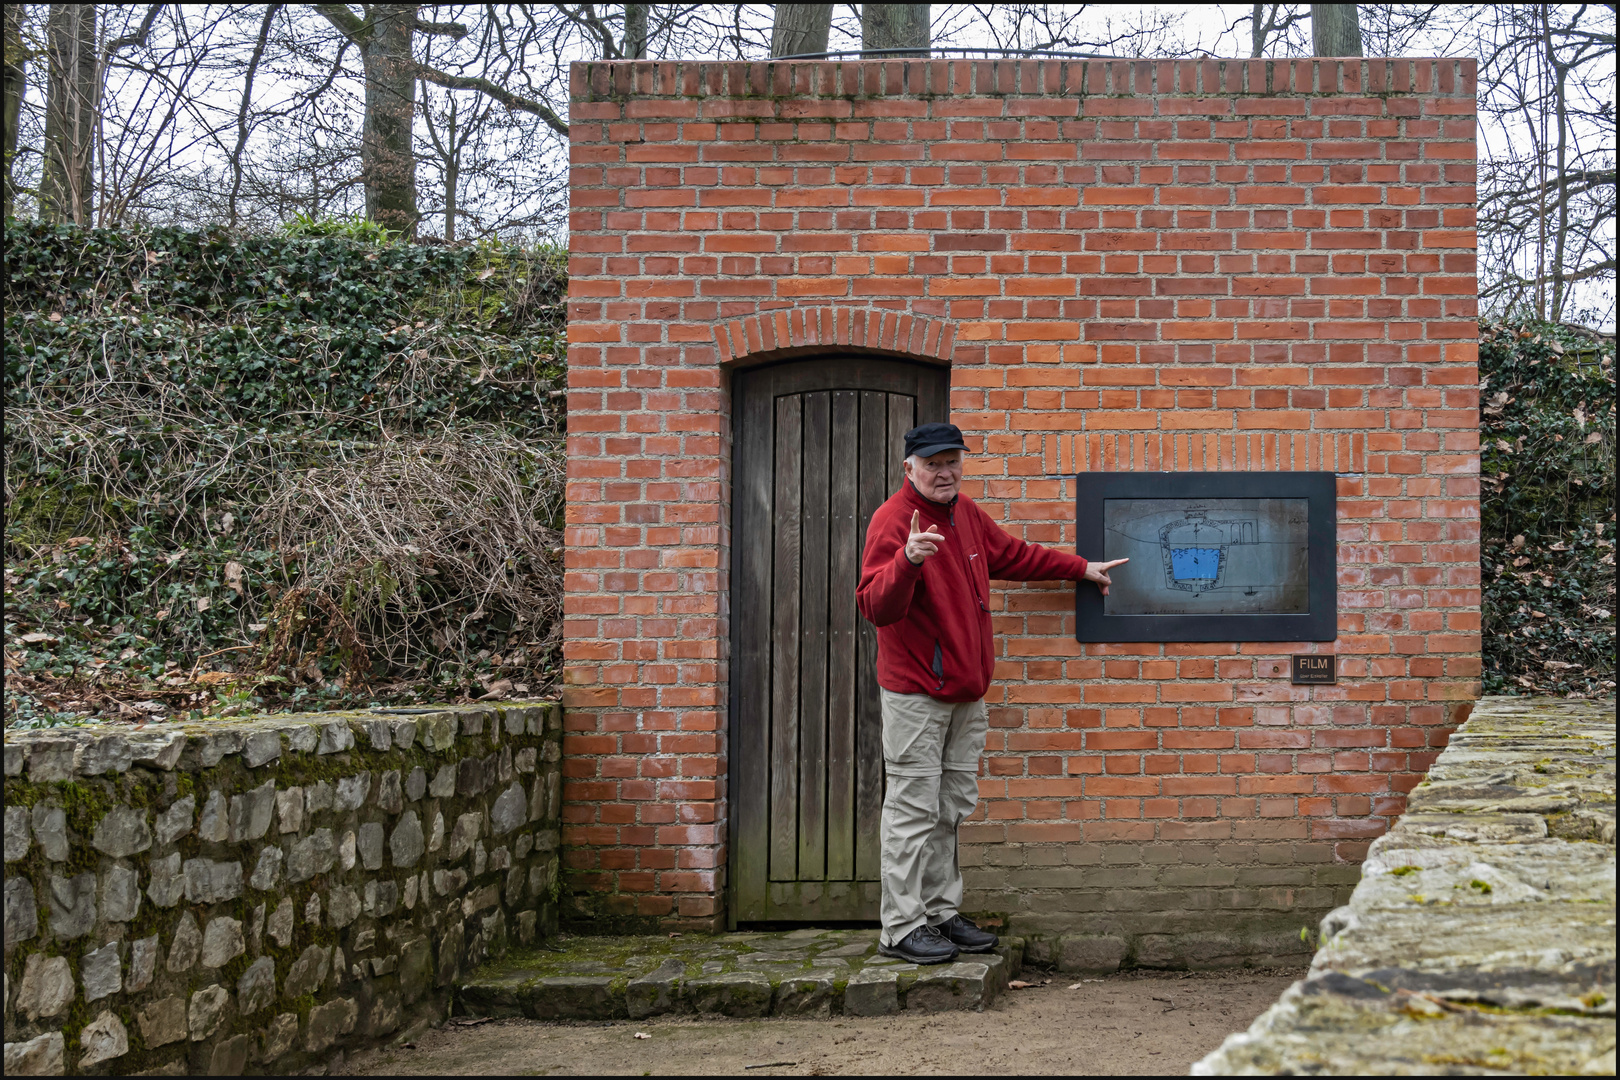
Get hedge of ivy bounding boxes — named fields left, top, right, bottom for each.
left=3, top=221, right=566, bottom=726
left=1479, top=321, right=1615, bottom=696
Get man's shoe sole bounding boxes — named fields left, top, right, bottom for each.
left=877, top=942, right=959, bottom=965
left=948, top=940, right=998, bottom=953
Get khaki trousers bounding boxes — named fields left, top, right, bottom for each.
left=878, top=688, right=988, bottom=946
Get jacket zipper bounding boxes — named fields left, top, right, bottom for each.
left=932, top=640, right=945, bottom=691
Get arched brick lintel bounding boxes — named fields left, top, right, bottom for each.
left=714, top=306, right=955, bottom=369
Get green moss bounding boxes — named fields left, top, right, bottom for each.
left=1469, top=879, right=1493, bottom=894
left=1387, top=865, right=1421, bottom=877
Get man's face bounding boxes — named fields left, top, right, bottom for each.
left=905, top=449, right=964, bottom=504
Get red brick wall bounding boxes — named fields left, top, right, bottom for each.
left=564, top=57, right=1480, bottom=956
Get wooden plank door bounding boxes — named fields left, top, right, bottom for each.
left=731, top=357, right=949, bottom=925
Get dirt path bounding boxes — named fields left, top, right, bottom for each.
left=340, top=968, right=1301, bottom=1076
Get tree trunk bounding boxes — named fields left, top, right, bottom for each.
left=771, top=3, right=833, bottom=58
left=1310, top=4, right=1362, bottom=57
left=42, top=3, right=97, bottom=225
left=360, top=3, right=419, bottom=237
left=623, top=3, right=648, bottom=59
left=444, top=96, right=457, bottom=243
left=2, top=4, right=24, bottom=219
left=862, top=4, right=930, bottom=57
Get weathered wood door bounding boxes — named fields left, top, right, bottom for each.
left=730, top=357, right=950, bottom=924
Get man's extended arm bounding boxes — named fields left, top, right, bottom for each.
left=977, top=501, right=1089, bottom=582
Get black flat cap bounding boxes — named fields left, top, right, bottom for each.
left=905, top=422, right=970, bottom=460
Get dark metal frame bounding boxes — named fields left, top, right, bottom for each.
left=1073, top=471, right=1338, bottom=644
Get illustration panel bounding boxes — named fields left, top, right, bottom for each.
left=1102, top=498, right=1310, bottom=616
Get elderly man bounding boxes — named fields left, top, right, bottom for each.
left=856, top=422, right=1127, bottom=964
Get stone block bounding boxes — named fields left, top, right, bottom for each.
left=429, top=764, right=457, bottom=798
left=844, top=966, right=900, bottom=1016
left=405, top=766, right=427, bottom=801
left=336, top=772, right=372, bottom=812
left=328, top=885, right=361, bottom=929
left=907, top=960, right=988, bottom=1012
left=78, top=1010, right=130, bottom=1068
left=390, top=719, right=418, bottom=751
left=260, top=1013, right=299, bottom=1063
left=148, top=852, right=185, bottom=907
left=82, top=940, right=122, bottom=1000
left=282, top=723, right=318, bottom=753
left=339, top=829, right=357, bottom=870
left=128, top=730, right=186, bottom=770
left=201, top=916, right=245, bottom=968
left=366, top=991, right=403, bottom=1037
left=183, top=858, right=243, bottom=904
left=199, top=730, right=244, bottom=766
left=242, top=729, right=281, bottom=768
left=286, top=828, right=336, bottom=882
left=448, top=812, right=483, bottom=860
left=275, top=786, right=303, bottom=834
left=684, top=971, right=775, bottom=1017
left=490, top=782, right=528, bottom=835
left=775, top=973, right=835, bottom=1016
left=268, top=898, right=295, bottom=948
left=399, top=937, right=431, bottom=1004
left=1056, top=934, right=1128, bottom=973
left=229, top=779, right=277, bottom=841
left=5, top=875, right=38, bottom=943
left=188, top=984, right=229, bottom=1040
left=92, top=806, right=152, bottom=857
left=208, top=1034, right=250, bottom=1076
left=627, top=958, right=686, bottom=1018
left=82, top=733, right=134, bottom=775
left=306, top=781, right=334, bottom=814
left=168, top=913, right=201, bottom=972
left=249, top=846, right=283, bottom=891
left=305, top=997, right=358, bottom=1053
left=102, top=863, right=141, bottom=922
left=5, top=805, right=30, bottom=861
left=27, top=739, right=77, bottom=781
left=317, top=722, right=355, bottom=755
left=358, top=822, right=385, bottom=870
left=523, top=975, right=626, bottom=1019
left=4, top=1031, right=64, bottom=1075
left=47, top=871, right=97, bottom=937
left=137, top=996, right=188, bottom=1048
left=389, top=810, right=425, bottom=869
left=197, top=790, right=229, bottom=842
left=17, top=953, right=74, bottom=1020
left=32, top=806, right=68, bottom=862
left=434, top=868, right=469, bottom=897
left=285, top=945, right=331, bottom=998
left=360, top=718, right=392, bottom=751
left=377, top=770, right=404, bottom=814
left=128, top=935, right=159, bottom=992
left=155, top=796, right=194, bottom=845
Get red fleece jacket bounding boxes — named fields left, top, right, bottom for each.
left=857, top=482, right=1089, bottom=702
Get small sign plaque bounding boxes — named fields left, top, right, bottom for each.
left=1291, top=654, right=1336, bottom=685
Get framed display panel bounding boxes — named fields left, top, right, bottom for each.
left=1074, top=472, right=1337, bottom=643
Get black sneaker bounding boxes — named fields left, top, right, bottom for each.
left=934, top=914, right=998, bottom=953
left=878, top=925, right=960, bottom=965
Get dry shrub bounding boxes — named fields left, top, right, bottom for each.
left=260, top=427, right=564, bottom=681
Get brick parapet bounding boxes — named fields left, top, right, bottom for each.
left=564, top=57, right=1480, bottom=941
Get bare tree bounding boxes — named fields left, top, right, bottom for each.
left=1311, top=4, right=1364, bottom=56
left=1250, top=4, right=1308, bottom=56
left=624, top=3, right=649, bottom=59
left=863, top=4, right=930, bottom=55
left=771, top=3, right=833, bottom=57
left=41, top=4, right=97, bottom=223
left=3, top=4, right=24, bottom=219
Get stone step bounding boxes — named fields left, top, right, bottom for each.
left=458, top=929, right=1025, bottom=1020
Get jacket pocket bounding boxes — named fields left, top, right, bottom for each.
left=932, top=640, right=945, bottom=691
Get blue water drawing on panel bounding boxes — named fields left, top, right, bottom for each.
left=1169, top=547, right=1222, bottom=584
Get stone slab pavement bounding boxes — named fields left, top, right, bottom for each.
left=457, top=928, right=1023, bottom=1020
left=1195, top=696, right=1617, bottom=1076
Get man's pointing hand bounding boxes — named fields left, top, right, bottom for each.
left=906, top=510, right=947, bottom=566
left=1083, top=558, right=1128, bottom=595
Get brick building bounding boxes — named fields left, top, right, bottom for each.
left=562, top=57, right=1480, bottom=964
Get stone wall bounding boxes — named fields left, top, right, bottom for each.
left=565, top=56, right=1481, bottom=941
left=2, top=702, right=562, bottom=1076
left=1194, top=695, right=1616, bottom=1074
